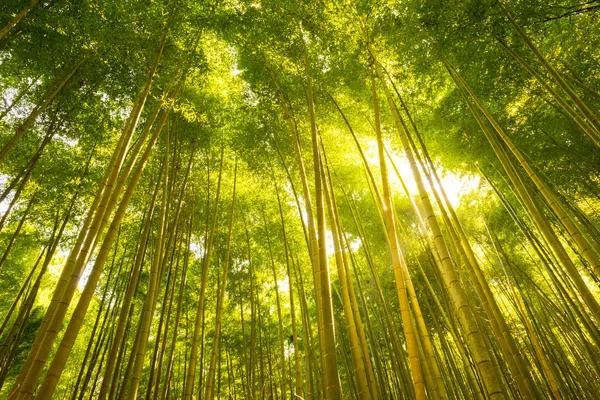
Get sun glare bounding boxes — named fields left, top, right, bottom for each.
left=231, top=65, right=243, bottom=76
left=363, top=138, right=480, bottom=209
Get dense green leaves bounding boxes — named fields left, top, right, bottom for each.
left=0, top=0, right=599, bottom=398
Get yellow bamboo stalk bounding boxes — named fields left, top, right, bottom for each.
left=448, top=64, right=600, bottom=324
left=455, top=63, right=600, bottom=280
left=0, top=0, right=40, bottom=41
left=392, top=103, right=537, bottom=398
left=127, top=125, right=171, bottom=400
left=486, top=222, right=561, bottom=399
left=320, top=153, right=371, bottom=399
left=367, top=46, right=505, bottom=398
left=268, top=68, right=327, bottom=395
left=497, top=39, right=600, bottom=146
left=302, top=36, right=340, bottom=399
left=204, top=160, right=237, bottom=400
left=370, top=72, right=428, bottom=400
left=499, top=1, right=600, bottom=139
left=184, top=141, right=225, bottom=400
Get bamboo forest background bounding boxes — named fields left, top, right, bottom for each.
left=0, top=0, right=599, bottom=398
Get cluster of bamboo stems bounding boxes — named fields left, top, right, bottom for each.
left=0, top=1, right=599, bottom=399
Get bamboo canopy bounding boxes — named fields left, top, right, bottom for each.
left=0, top=0, right=599, bottom=399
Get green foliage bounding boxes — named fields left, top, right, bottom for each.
left=0, top=0, right=599, bottom=398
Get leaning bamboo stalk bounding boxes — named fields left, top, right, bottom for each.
left=113, top=196, right=159, bottom=399
left=448, top=65, right=600, bottom=323
left=454, top=65, right=600, bottom=280
left=34, top=93, right=173, bottom=400
left=14, top=98, right=161, bottom=399
left=0, top=52, right=91, bottom=160
left=0, top=115, right=56, bottom=205
left=117, top=295, right=147, bottom=400
left=70, top=240, right=122, bottom=400
left=89, top=328, right=114, bottom=397
left=485, top=165, right=600, bottom=346
left=561, top=61, right=600, bottom=101
left=0, top=167, right=33, bottom=234
left=321, top=143, right=379, bottom=399
left=486, top=222, right=562, bottom=399
left=75, top=256, right=125, bottom=400
left=374, top=138, right=427, bottom=397
left=153, top=215, right=186, bottom=400
left=385, top=148, right=485, bottom=400
left=0, top=180, right=78, bottom=384
left=268, top=68, right=326, bottom=393
left=0, top=0, right=41, bottom=41
left=12, top=31, right=169, bottom=397
left=292, top=248, right=318, bottom=398
left=126, top=122, right=173, bottom=400
left=278, top=213, right=303, bottom=398
left=389, top=76, right=539, bottom=397
left=350, top=191, right=413, bottom=398
left=63, top=33, right=171, bottom=291
left=13, top=135, right=119, bottom=393
left=273, top=140, right=311, bottom=255
left=204, top=159, right=237, bottom=399
left=97, top=161, right=164, bottom=400
left=184, top=140, right=225, bottom=400
left=275, top=140, right=321, bottom=394
left=263, top=200, right=287, bottom=400
left=241, top=214, right=257, bottom=398
left=161, top=210, right=191, bottom=400
left=403, top=253, right=447, bottom=399
left=146, top=143, right=194, bottom=400
left=394, top=103, right=535, bottom=398
left=0, top=298, right=34, bottom=389
left=302, top=36, right=340, bottom=399
left=499, top=1, right=600, bottom=139
left=328, top=92, right=385, bottom=210
left=484, top=163, right=600, bottom=379
left=238, top=280, right=249, bottom=399
left=195, top=154, right=213, bottom=400
left=144, top=243, right=177, bottom=400
left=341, top=179, right=414, bottom=398
left=0, top=246, right=43, bottom=342
left=498, top=39, right=600, bottom=145
left=0, top=247, right=45, bottom=370
left=322, top=172, right=371, bottom=399
left=0, top=76, right=41, bottom=121
left=338, top=228, right=380, bottom=399
left=367, top=42, right=505, bottom=398
left=0, top=191, right=37, bottom=271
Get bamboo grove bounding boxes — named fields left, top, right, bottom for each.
left=0, top=0, right=599, bottom=398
